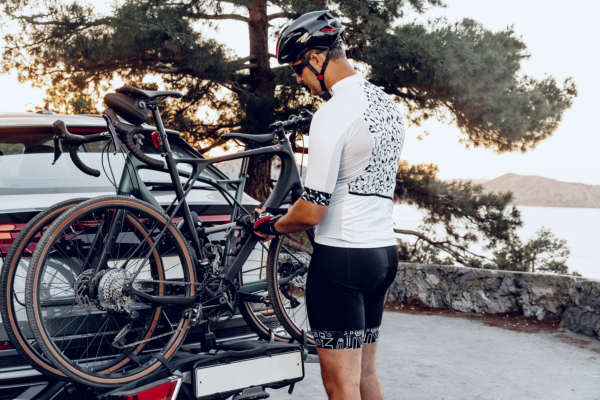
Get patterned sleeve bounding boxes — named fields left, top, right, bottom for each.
left=301, top=187, right=331, bottom=206
left=301, top=111, right=350, bottom=207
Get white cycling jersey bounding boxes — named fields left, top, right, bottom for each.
left=301, top=74, right=405, bottom=248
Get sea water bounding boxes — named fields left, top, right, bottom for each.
left=393, top=204, right=600, bottom=280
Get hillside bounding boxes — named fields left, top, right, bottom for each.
left=478, top=174, right=600, bottom=208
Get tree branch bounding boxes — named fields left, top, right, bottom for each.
left=198, top=138, right=227, bottom=155
left=394, top=228, right=495, bottom=267
left=267, top=12, right=285, bottom=21
left=235, top=63, right=257, bottom=70
left=188, top=13, right=250, bottom=23
left=235, top=54, right=257, bottom=64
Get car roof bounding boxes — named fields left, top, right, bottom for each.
left=0, top=112, right=179, bottom=136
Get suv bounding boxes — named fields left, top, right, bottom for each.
left=0, top=111, right=260, bottom=399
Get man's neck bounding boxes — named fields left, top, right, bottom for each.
left=324, top=61, right=358, bottom=91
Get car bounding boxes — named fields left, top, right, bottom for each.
left=0, top=110, right=265, bottom=399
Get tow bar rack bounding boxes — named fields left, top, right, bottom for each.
left=59, top=333, right=312, bottom=400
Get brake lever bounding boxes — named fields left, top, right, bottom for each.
left=102, top=113, right=122, bottom=155
left=52, top=135, right=62, bottom=165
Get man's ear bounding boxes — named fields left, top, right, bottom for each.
left=310, top=52, right=325, bottom=67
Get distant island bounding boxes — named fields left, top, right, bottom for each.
left=463, top=173, right=600, bottom=209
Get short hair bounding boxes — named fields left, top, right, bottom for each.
left=304, top=46, right=346, bottom=63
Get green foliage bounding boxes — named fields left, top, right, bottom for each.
left=493, top=227, right=574, bottom=275
left=361, top=18, right=577, bottom=153
left=394, top=160, right=523, bottom=268
left=394, top=162, right=574, bottom=274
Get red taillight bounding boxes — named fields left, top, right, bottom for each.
left=321, top=27, right=337, bottom=32
left=120, top=379, right=179, bottom=400
left=151, top=131, right=163, bottom=148
left=0, top=224, right=26, bottom=254
left=0, top=341, right=14, bottom=350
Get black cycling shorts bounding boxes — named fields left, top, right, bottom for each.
left=306, top=243, right=398, bottom=350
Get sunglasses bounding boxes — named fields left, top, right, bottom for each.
left=291, top=50, right=325, bottom=77
left=291, top=59, right=310, bottom=77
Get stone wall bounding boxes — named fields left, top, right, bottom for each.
left=388, top=263, right=600, bottom=340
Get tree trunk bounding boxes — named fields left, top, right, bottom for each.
left=244, top=0, right=275, bottom=202
left=247, top=0, right=272, bottom=96
left=245, top=156, right=272, bottom=203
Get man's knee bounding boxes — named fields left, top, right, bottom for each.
left=318, top=347, right=362, bottom=390
left=361, top=362, right=378, bottom=379
left=322, top=367, right=361, bottom=394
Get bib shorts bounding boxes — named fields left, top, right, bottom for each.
left=306, top=243, right=398, bottom=350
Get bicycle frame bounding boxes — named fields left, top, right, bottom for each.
left=116, top=105, right=304, bottom=304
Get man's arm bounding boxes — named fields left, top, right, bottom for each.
left=253, top=199, right=327, bottom=240
left=274, top=198, right=328, bottom=233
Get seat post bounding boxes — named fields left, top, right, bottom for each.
left=150, top=106, right=202, bottom=254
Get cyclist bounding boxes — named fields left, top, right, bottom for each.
left=254, top=10, right=405, bottom=400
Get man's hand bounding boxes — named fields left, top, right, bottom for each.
left=253, top=207, right=278, bottom=242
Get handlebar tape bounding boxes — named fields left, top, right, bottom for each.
left=52, top=120, right=101, bottom=177
left=123, top=127, right=165, bottom=168
left=69, top=145, right=101, bottom=177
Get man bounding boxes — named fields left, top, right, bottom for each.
left=254, top=10, right=405, bottom=400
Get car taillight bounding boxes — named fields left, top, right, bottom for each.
left=0, top=341, right=14, bottom=350
left=119, top=377, right=181, bottom=400
left=0, top=224, right=26, bottom=254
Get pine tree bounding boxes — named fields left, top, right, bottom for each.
left=0, top=0, right=578, bottom=272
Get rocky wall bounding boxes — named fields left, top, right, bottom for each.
left=388, top=263, right=600, bottom=340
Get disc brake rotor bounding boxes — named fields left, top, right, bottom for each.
left=74, top=269, right=99, bottom=312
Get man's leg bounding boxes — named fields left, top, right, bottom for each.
left=317, top=347, right=362, bottom=400
left=360, top=342, right=383, bottom=400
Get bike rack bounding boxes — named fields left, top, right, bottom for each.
left=58, top=333, right=310, bottom=400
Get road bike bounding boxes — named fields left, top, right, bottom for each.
left=4, top=86, right=316, bottom=388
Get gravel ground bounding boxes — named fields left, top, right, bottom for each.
left=265, top=311, right=600, bottom=400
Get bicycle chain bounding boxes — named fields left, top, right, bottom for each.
left=112, top=320, right=208, bottom=349
left=111, top=278, right=207, bottom=349
left=134, top=278, right=205, bottom=286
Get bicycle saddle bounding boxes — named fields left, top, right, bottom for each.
left=116, top=86, right=183, bottom=100
left=221, top=133, right=276, bottom=144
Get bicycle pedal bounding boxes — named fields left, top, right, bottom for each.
left=232, top=386, right=270, bottom=400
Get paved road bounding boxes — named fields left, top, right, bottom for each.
left=266, top=312, right=600, bottom=400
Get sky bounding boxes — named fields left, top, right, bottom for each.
left=0, top=0, right=598, bottom=184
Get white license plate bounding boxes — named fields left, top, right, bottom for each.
left=194, top=351, right=304, bottom=398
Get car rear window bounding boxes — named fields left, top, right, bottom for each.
left=0, top=131, right=222, bottom=195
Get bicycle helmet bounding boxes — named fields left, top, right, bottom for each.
left=276, top=10, right=346, bottom=93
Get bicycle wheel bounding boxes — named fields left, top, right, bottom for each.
left=25, top=195, right=197, bottom=388
left=266, top=231, right=316, bottom=345
left=0, top=198, right=87, bottom=380
left=237, top=239, right=298, bottom=342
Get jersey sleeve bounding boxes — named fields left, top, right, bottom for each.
left=301, top=112, right=347, bottom=206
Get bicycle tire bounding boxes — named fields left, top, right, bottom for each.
left=0, top=198, right=87, bottom=380
left=266, top=232, right=316, bottom=345
left=25, top=195, right=197, bottom=388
